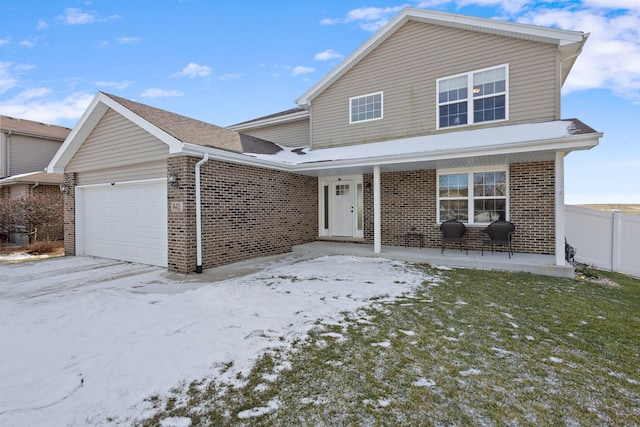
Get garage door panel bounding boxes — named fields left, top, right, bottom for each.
left=77, top=181, right=167, bottom=267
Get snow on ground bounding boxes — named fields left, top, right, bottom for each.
left=0, top=254, right=425, bottom=426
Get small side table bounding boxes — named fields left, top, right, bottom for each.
left=404, top=232, right=424, bottom=249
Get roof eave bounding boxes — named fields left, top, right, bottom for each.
left=47, top=92, right=185, bottom=173
left=228, top=109, right=310, bottom=131
left=291, top=132, right=601, bottom=172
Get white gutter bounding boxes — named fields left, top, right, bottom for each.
left=195, top=153, right=209, bottom=273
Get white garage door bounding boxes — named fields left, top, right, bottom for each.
left=76, top=180, right=167, bottom=267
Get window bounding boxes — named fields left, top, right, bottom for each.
left=437, top=65, right=507, bottom=129
left=350, top=92, right=383, bottom=123
left=438, top=168, right=508, bottom=224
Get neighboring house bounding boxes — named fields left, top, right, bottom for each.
left=0, top=116, right=70, bottom=243
left=47, top=8, right=602, bottom=274
left=0, top=115, right=70, bottom=198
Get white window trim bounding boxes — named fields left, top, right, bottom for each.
left=436, top=64, right=509, bottom=130
left=349, top=91, right=383, bottom=124
left=437, top=165, right=509, bottom=225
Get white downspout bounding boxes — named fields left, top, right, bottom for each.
left=195, top=153, right=209, bottom=273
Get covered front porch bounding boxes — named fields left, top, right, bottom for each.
left=292, top=241, right=575, bottom=278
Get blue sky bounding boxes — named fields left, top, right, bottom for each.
left=1, top=0, right=638, bottom=204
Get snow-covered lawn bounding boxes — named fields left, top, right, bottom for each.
left=0, top=254, right=425, bottom=426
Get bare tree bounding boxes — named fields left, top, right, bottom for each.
left=0, top=196, right=17, bottom=244
left=17, top=194, right=63, bottom=243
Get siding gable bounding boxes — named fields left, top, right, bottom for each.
left=66, top=108, right=168, bottom=173
left=240, top=118, right=310, bottom=148
left=311, top=20, right=558, bottom=149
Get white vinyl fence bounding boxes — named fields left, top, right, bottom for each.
left=566, top=205, right=640, bottom=278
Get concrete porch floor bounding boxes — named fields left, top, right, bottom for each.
left=292, top=241, right=575, bottom=278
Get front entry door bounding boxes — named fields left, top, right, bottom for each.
left=331, top=180, right=354, bottom=237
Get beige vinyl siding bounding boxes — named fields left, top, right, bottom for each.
left=311, top=21, right=558, bottom=149
left=8, top=135, right=62, bottom=176
left=240, top=119, right=310, bottom=148
left=76, top=160, right=166, bottom=186
left=67, top=108, right=168, bottom=174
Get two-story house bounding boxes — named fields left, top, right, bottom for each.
left=0, top=115, right=70, bottom=198
left=47, top=8, right=601, bottom=274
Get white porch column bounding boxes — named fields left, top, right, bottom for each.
left=555, top=151, right=566, bottom=266
left=373, top=165, right=381, bottom=253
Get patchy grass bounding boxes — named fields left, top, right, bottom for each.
left=137, top=267, right=640, bottom=426
left=24, top=240, right=64, bottom=256
left=0, top=240, right=63, bottom=260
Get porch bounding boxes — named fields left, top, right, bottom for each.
left=292, top=241, right=575, bottom=278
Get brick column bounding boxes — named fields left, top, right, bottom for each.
left=62, top=172, right=77, bottom=255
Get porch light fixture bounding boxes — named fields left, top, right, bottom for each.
left=168, top=171, right=180, bottom=188
left=59, top=182, right=69, bottom=194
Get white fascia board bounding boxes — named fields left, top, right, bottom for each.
left=179, top=143, right=293, bottom=172
left=228, top=109, right=309, bottom=131
left=296, top=7, right=586, bottom=107
left=290, top=133, right=601, bottom=173
left=409, top=8, right=585, bottom=46
left=180, top=130, right=600, bottom=175
left=47, top=93, right=109, bottom=173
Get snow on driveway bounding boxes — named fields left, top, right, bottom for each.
left=0, top=254, right=426, bottom=426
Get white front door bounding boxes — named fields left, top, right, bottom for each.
left=331, top=180, right=354, bottom=237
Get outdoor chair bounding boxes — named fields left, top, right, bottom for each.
left=440, top=220, right=468, bottom=255
left=481, top=220, right=516, bottom=258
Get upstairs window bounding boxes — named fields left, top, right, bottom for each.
left=437, top=65, right=508, bottom=129
left=350, top=91, right=383, bottom=124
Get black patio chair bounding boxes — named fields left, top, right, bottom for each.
left=440, top=220, right=468, bottom=255
left=481, top=220, right=516, bottom=258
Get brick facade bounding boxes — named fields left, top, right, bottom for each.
left=62, top=172, right=77, bottom=255
left=362, top=161, right=556, bottom=254
left=168, top=157, right=318, bottom=273
left=509, top=161, right=555, bottom=254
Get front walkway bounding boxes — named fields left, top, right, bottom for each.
left=293, top=241, right=575, bottom=278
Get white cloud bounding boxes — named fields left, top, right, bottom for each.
left=95, top=80, right=134, bottom=90
left=0, top=90, right=93, bottom=125
left=518, top=7, right=640, bottom=103
left=37, top=19, right=48, bottom=30
left=116, top=37, right=142, bottom=45
left=0, top=38, right=9, bottom=47
left=315, top=49, right=344, bottom=61
left=291, top=66, right=315, bottom=76
left=582, top=0, right=640, bottom=11
left=56, top=8, right=120, bottom=25
left=57, top=8, right=96, bottom=25
left=174, top=62, right=213, bottom=78
left=217, top=73, right=242, bottom=81
left=0, top=62, right=36, bottom=94
left=140, top=88, right=183, bottom=98
left=320, top=6, right=405, bottom=31
left=19, top=38, right=37, bottom=48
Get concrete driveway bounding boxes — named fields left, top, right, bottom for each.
left=0, top=254, right=425, bottom=426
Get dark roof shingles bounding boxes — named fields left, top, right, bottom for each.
left=102, top=92, right=281, bottom=155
